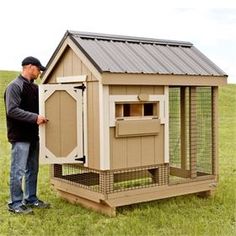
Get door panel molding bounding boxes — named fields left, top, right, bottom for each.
left=39, top=83, right=87, bottom=164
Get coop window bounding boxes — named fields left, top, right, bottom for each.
left=144, top=103, right=154, bottom=116
left=115, top=102, right=158, bottom=118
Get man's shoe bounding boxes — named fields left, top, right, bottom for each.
left=24, top=199, right=50, bottom=209
left=8, top=204, right=33, bottom=214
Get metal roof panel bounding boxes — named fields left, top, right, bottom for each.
left=68, top=31, right=227, bottom=76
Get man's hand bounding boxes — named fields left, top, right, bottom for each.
left=37, top=115, right=48, bottom=125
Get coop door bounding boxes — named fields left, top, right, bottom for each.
left=39, top=84, right=85, bottom=164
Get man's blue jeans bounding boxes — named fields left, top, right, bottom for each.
left=9, top=141, right=39, bottom=208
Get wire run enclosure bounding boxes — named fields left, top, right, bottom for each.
left=169, top=86, right=216, bottom=181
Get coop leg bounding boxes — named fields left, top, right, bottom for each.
left=52, top=164, right=63, bottom=178
left=99, top=171, right=114, bottom=194
left=197, top=190, right=216, bottom=198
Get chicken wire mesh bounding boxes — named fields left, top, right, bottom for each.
left=169, top=86, right=213, bottom=182
left=52, top=163, right=169, bottom=194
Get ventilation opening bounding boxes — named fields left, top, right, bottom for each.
left=115, top=102, right=159, bottom=119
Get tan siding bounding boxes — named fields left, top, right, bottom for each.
left=60, top=91, right=77, bottom=156
left=92, top=82, right=100, bottom=169
left=45, top=91, right=77, bottom=157
left=126, top=86, right=140, bottom=95
left=110, top=129, right=164, bottom=169
left=72, top=50, right=82, bottom=75
left=82, top=63, right=91, bottom=81
left=154, top=125, right=164, bottom=164
left=47, top=61, right=64, bottom=83
left=87, top=81, right=100, bottom=169
left=141, top=136, right=155, bottom=165
left=154, top=86, right=164, bottom=95
left=110, top=85, right=127, bottom=95
left=91, top=74, right=98, bottom=81
left=63, top=48, right=73, bottom=76
left=45, top=91, right=60, bottom=156
left=110, top=128, right=127, bottom=169
left=109, top=85, right=164, bottom=95
left=109, top=85, right=165, bottom=169
left=127, top=137, right=142, bottom=167
left=140, top=86, right=154, bottom=94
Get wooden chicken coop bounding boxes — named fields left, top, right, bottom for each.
left=39, top=30, right=227, bottom=216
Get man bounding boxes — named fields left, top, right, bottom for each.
left=4, top=56, right=50, bottom=214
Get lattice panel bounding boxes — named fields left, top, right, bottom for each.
left=52, top=164, right=169, bottom=194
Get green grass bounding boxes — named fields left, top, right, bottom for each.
left=0, top=70, right=235, bottom=236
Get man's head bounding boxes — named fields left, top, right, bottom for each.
left=21, top=56, right=46, bottom=80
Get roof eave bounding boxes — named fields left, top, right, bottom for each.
left=101, top=72, right=228, bottom=86
left=68, top=34, right=103, bottom=74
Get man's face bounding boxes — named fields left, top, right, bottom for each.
left=28, top=64, right=41, bottom=80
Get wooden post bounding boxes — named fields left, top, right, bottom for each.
left=52, top=164, right=63, bottom=178
left=189, top=87, right=197, bottom=178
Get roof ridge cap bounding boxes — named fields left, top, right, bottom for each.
left=68, top=30, right=193, bottom=47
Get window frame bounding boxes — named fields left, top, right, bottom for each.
left=115, top=102, right=159, bottom=119
left=109, top=94, right=167, bottom=127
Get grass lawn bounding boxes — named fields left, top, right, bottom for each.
left=0, top=70, right=235, bottom=236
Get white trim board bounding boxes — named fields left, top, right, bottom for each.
left=109, top=94, right=167, bottom=127
left=99, top=85, right=110, bottom=170
left=57, top=75, right=87, bottom=83
left=164, top=86, right=169, bottom=163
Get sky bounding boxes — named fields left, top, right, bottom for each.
left=0, top=0, right=235, bottom=83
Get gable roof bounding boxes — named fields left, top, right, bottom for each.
left=65, top=30, right=226, bottom=77
left=43, top=30, right=227, bottom=81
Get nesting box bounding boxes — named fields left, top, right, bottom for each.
left=39, top=31, right=227, bottom=216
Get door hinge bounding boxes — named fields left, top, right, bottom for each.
left=74, top=84, right=86, bottom=91
left=75, top=155, right=86, bottom=163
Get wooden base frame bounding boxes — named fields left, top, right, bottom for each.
left=57, top=190, right=116, bottom=216
left=51, top=176, right=217, bottom=216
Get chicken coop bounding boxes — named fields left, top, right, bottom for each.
left=39, top=30, right=227, bottom=216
